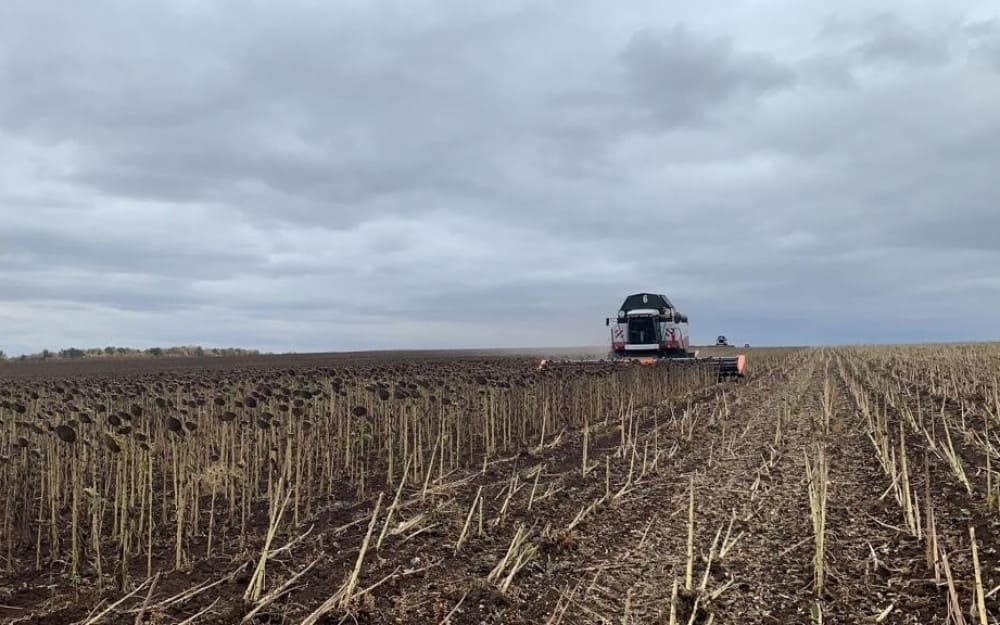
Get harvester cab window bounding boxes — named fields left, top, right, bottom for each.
left=627, top=316, right=658, bottom=344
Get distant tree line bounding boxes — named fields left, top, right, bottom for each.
left=0, top=346, right=262, bottom=361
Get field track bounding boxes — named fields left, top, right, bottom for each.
left=1, top=345, right=998, bottom=624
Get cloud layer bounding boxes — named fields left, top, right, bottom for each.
left=2, top=1, right=999, bottom=355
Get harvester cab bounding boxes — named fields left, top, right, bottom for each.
left=605, top=293, right=691, bottom=359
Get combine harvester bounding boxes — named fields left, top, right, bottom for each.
left=539, top=292, right=747, bottom=379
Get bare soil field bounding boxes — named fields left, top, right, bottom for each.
left=1, top=345, right=998, bottom=624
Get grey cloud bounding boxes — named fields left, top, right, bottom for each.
left=844, top=13, right=955, bottom=67
left=1, top=2, right=555, bottom=225
left=0, top=271, right=204, bottom=313
left=1, top=4, right=802, bottom=230
left=1, top=1, right=1000, bottom=355
left=810, top=11, right=1000, bottom=82
left=618, top=26, right=797, bottom=128
left=964, top=20, right=1000, bottom=70
left=0, top=217, right=263, bottom=279
left=798, top=54, right=860, bottom=89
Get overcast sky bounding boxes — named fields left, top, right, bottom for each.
left=2, top=0, right=999, bottom=355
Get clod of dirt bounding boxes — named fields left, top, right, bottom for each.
left=660, top=587, right=713, bottom=625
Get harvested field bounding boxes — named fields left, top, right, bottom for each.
left=0, top=345, right=998, bottom=624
